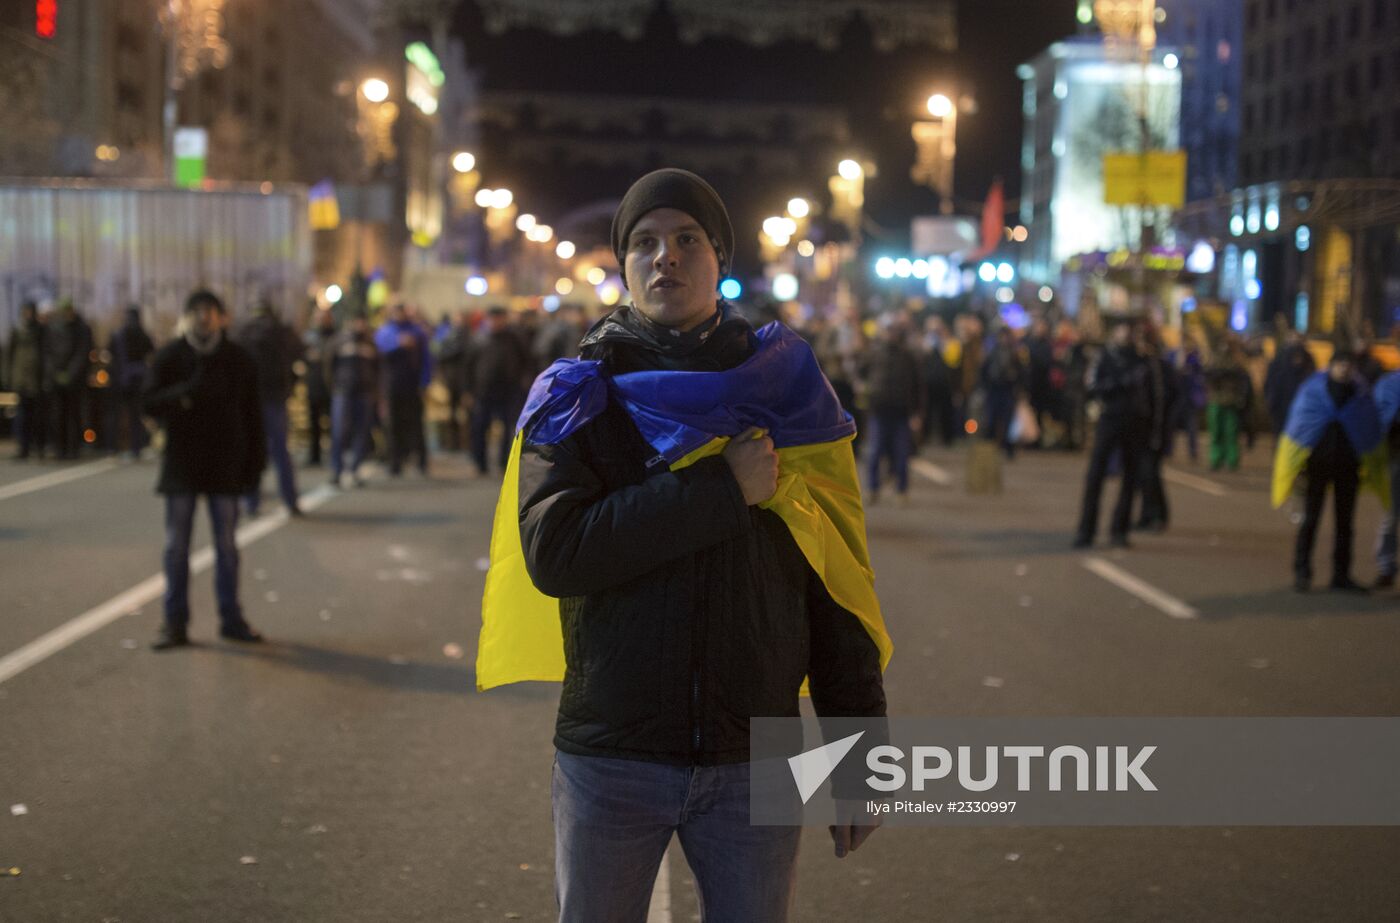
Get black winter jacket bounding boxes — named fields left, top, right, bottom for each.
left=517, top=308, right=886, bottom=765
left=142, top=336, right=266, bottom=495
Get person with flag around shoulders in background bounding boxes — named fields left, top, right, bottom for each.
left=1272, top=347, right=1387, bottom=593
left=476, top=169, right=891, bottom=922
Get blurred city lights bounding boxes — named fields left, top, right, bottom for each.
left=875, top=257, right=895, bottom=279
left=786, top=197, right=810, bottom=218
left=894, top=258, right=912, bottom=278
left=556, top=278, right=574, bottom=295
left=978, top=262, right=998, bottom=283
left=719, top=278, right=743, bottom=300
left=516, top=213, right=536, bottom=232
left=1230, top=214, right=1245, bottom=236
left=1011, top=225, right=1028, bottom=242
left=965, top=419, right=979, bottom=435
left=599, top=283, right=622, bottom=306
left=586, top=267, right=607, bottom=286
left=490, top=188, right=513, bottom=209
left=1264, top=204, right=1280, bottom=231
left=837, top=159, right=863, bottom=181
left=543, top=295, right=561, bottom=312
left=771, top=273, right=799, bottom=301
left=556, top=240, right=576, bottom=259
left=451, top=151, right=476, bottom=173
left=996, top=262, right=1016, bottom=284
left=911, top=259, right=930, bottom=279
left=1163, top=53, right=1180, bottom=70
left=1186, top=241, right=1216, bottom=273
left=361, top=78, right=389, bottom=103
left=995, top=286, right=1015, bottom=303
left=796, top=240, right=815, bottom=258
left=1230, top=300, right=1249, bottom=331
left=926, top=93, right=954, bottom=118
left=1245, top=279, right=1262, bottom=300
left=324, top=284, right=343, bottom=304
left=465, top=275, right=488, bottom=296
left=474, top=188, right=493, bottom=207
left=1296, top=225, right=1311, bottom=251
left=1038, top=286, right=1054, bottom=303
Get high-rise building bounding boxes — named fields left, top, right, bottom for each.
left=1155, top=0, right=1242, bottom=203
left=1017, top=38, right=1183, bottom=284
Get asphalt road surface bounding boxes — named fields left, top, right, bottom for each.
left=2, top=436, right=1398, bottom=922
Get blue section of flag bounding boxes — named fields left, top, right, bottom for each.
left=516, top=322, right=854, bottom=461
left=1282, top=372, right=1382, bottom=456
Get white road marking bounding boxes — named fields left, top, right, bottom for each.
left=1162, top=467, right=1228, bottom=497
left=647, top=841, right=673, bottom=923
left=911, top=458, right=954, bottom=487
left=0, top=458, right=118, bottom=502
left=0, top=483, right=339, bottom=685
left=1082, top=557, right=1199, bottom=620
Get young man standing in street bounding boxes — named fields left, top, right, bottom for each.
left=143, top=290, right=266, bottom=650
left=480, top=169, right=890, bottom=922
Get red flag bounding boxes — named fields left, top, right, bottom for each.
left=972, top=178, right=1005, bottom=261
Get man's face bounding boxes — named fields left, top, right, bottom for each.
left=1329, top=358, right=1355, bottom=382
left=189, top=304, right=223, bottom=337
left=624, top=208, right=720, bottom=332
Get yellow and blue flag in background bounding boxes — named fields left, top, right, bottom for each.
left=1271, top=371, right=1388, bottom=508
left=308, top=179, right=340, bottom=230
left=476, top=322, right=892, bottom=691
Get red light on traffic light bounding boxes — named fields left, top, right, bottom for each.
left=36, top=0, right=57, bottom=38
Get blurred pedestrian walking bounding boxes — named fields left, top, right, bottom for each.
left=1373, top=369, right=1400, bottom=589
left=862, top=312, right=924, bottom=504
left=6, top=301, right=47, bottom=460
left=44, top=299, right=93, bottom=459
left=375, top=303, right=431, bottom=476
left=1274, top=350, right=1385, bottom=592
left=234, top=297, right=303, bottom=516
left=1134, top=324, right=1177, bottom=532
left=326, top=313, right=379, bottom=488
left=1073, top=318, right=1150, bottom=549
left=107, top=304, right=155, bottom=458
left=1204, top=338, right=1251, bottom=472
left=465, top=306, right=529, bottom=476
left=302, top=308, right=337, bottom=467
left=142, top=290, right=266, bottom=649
left=1264, top=331, right=1316, bottom=439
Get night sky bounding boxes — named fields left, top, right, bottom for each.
left=449, top=0, right=1078, bottom=259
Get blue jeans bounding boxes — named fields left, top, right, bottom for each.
left=247, top=399, right=299, bottom=512
left=867, top=408, right=912, bottom=495
left=553, top=752, right=800, bottom=923
left=163, top=493, right=244, bottom=629
left=329, top=392, right=372, bottom=480
left=1376, top=455, right=1400, bottom=578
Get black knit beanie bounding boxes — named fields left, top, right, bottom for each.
left=610, top=168, right=734, bottom=287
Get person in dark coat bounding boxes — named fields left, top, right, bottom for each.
left=325, top=313, right=380, bottom=487
left=518, top=170, right=886, bottom=919
left=1134, top=324, right=1178, bottom=531
left=107, top=304, right=155, bottom=457
left=921, top=315, right=958, bottom=447
left=1074, top=318, right=1151, bottom=548
left=1283, top=351, right=1377, bottom=593
left=374, top=304, right=432, bottom=476
left=233, top=299, right=303, bottom=515
left=301, top=308, right=337, bottom=467
left=862, top=312, right=925, bottom=503
left=142, top=290, right=266, bottom=650
left=6, top=301, right=47, bottom=459
left=433, top=310, right=473, bottom=453
left=44, top=299, right=93, bottom=459
left=1264, top=331, right=1317, bottom=437
left=980, top=325, right=1027, bottom=458
left=1024, top=317, right=1054, bottom=445
left=464, top=306, right=529, bottom=476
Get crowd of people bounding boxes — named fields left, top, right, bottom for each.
left=4, top=287, right=1396, bottom=593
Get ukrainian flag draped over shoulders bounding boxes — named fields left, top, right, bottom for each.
left=475, top=321, right=892, bottom=691
left=1271, top=371, right=1388, bottom=508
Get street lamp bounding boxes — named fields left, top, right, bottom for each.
left=926, top=93, right=954, bottom=118
left=556, top=241, right=576, bottom=260
left=786, top=197, right=810, bottom=219
left=838, top=159, right=863, bottom=181
left=451, top=151, right=476, bottom=173
left=361, top=78, right=390, bottom=103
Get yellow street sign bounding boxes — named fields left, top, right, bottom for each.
left=1103, top=151, right=1186, bottom=207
